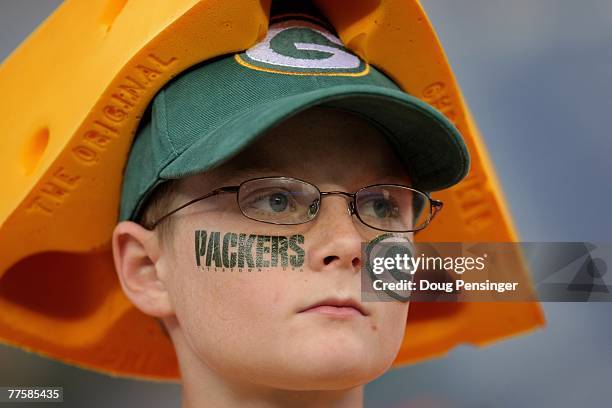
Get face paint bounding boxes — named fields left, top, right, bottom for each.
left=205, top=231, right=223, bottom=267
left=289, top=234, right=305, bottom=267
left=195, top=230, right=207, bottom=267
left=256, top=235, right=271, bottom=267
left=271, top=235, right=289, bottom=267
left=222, top=232, right=238, bottom=268
left=195, top=230, right=305, bottom=269
left=238, top=233, right=256, bottom=268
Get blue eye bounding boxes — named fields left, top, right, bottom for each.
left=246, top=190, right=296, bottom=214
left=268, top=192, right=288, bottom=212
left=363, top=197, right=400, bottom=219
left=373, top=199, right=392, bottom=218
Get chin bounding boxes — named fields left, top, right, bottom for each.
left=286, top=362, right=387, bottom=391
left=280, top=348, right=390, bottom=390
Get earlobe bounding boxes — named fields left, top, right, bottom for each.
left=111, top=221, right=174, bottom=318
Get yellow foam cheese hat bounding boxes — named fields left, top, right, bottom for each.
left=0, top=0, right=544, bottom=381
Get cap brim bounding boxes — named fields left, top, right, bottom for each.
left=159, top=84, right=470, bottom=191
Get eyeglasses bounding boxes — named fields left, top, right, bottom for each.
left=145, top=176, right=443, bottom=232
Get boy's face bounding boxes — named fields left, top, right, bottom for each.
left=125, top=107, right=411, bottom=389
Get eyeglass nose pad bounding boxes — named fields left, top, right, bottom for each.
left=348, top=201, right=356, bottom=216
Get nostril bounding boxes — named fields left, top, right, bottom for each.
left=352, top=258, right=361, bottom=268
left=323, top=255, right=338, bottom=265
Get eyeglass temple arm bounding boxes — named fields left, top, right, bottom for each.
left=147, top=186, right=239, bottom=230
left=413, top=198, right=443, bottom=236
left=430, top=199, right=443, bottom=220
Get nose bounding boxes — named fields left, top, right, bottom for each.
left=305, top=195, right=363, bottom=272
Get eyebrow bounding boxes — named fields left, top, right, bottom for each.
left=209, top=164, right=286, bottom=186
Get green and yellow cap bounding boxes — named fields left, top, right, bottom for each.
left=119, top=12, right=470, bottom=223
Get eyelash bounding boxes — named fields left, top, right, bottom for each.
left=245, top=190, right=294, bottom=209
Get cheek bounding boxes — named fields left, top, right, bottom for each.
left=164, top=226, right=294, bottom=373
left=161, top=220, right=410, bottom=388
left=373, top=302, right=410, bottom=359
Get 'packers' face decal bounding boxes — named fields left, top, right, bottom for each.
left=235, top=18, right=369, bottom=76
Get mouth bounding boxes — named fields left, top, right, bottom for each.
left=298, top=297, right=369, bottom=317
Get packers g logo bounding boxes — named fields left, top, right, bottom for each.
left=235, top=18, right=369, bottom=76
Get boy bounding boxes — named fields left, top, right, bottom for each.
left=112, top=4, right=469, bottom=407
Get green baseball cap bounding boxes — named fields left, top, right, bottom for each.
left=119, top=13, right=470, bottom=223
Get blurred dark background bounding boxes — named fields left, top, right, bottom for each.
left=1, top=1, right=611, bottom=407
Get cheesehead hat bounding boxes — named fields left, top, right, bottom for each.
left=0, top=0, right=546, bottom=383
left=119, top=12, right=470, bottom=223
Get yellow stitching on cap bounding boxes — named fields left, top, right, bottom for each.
left=234, top=54, right=370, bottom=77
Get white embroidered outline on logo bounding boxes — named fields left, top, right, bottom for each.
left=235, top=18, right=369, bottom=76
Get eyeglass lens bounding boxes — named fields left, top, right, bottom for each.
left=237, top=178, right=431, bottom=232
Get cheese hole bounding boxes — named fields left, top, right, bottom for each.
left=22, top=127, right=49, bottom=176
left=100, top=0, right=129, bottom=32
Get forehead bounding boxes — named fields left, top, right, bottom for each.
left=182, top=107, right=411, bottom=191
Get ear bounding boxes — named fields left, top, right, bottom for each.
left=111, top=221, right=174, bottom=318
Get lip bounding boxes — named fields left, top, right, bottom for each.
left=298, top=297, right=369, bottom=316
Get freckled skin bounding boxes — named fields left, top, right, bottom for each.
left=114, top=107, right=412, bottom=407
